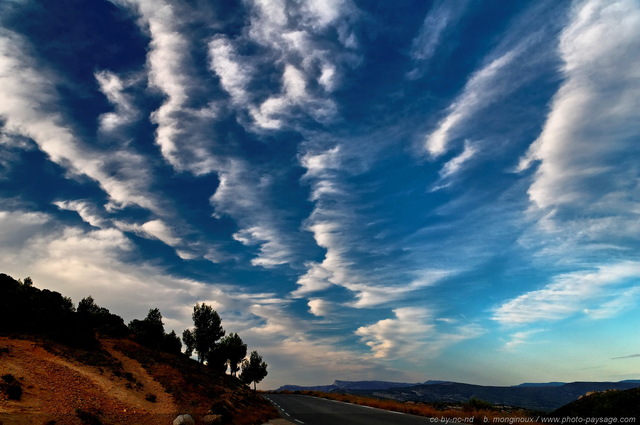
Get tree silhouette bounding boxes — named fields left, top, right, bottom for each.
left=161, top=330, right=182, bottom=354
left=78, top=296, right=103, bottom=315
left=182, top=303, right=225, bottom=364
left=240, top=350, right=268, bottom=390
left=221, top=333, right=247, bottom=377
left=129, top=308, right=181, bottom=354
left=182, top=328, right=196, bottom=357
left=207, top=343, right=229, bottom=374
left=78, top=296, right=128, bottom=337
left=129, top=308, right=165, bottom=348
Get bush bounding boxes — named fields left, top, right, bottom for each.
left=2, top=374, right=16, bottom=384
left=75, top=408, right=103, bottom=425
left=7, top=383, right=23, bottom=400
left=463, top=397, right=493, bottom=411
left=145, top=393, right=157, bottom=403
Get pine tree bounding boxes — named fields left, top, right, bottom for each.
left=240, top=350, right=268, bottom=390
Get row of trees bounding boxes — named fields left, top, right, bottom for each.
left=0, top=274, right=268, bottom=390
left=181, top=303, right=268, bottom=390
left=123, top=302, right=268, bottom=388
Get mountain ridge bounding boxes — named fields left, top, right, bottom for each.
left=275, top=379, right=640, bottom=411
left=275, top=379, right=424, bottom=392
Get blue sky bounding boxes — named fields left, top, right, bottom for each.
left=1, top=0, right=640, bottom=389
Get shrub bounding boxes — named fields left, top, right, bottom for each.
left=463, top=397, right=494, bottom=411
left=7, top=383, right=23, bottom=400
left=75, top=408, right=103, bottom=425
left=145, top=393, right=157, bottom=403
left=2, top=374, right=16, bottom=384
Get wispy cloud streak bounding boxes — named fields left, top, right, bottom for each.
left=493, top=262, right=640, bottom=325
left=111, top=0, right=220, bottom=175
left=0, top=29, right=157, bottom=212
left=423, top=0, right=561, bottom=158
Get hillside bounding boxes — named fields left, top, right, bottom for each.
left=0, top=273, right=278, bottom=424
left=0, top=336, right=277, bottom=425
left=549, top=387, right=640, bottom=418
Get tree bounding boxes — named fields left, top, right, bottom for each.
left=182, top=329, right=195, bottom=357
left=78, top=296, right=106, bottom=316
left=221, top=333, right=247, bottom=377
left=182, top=303, right=225, bottom=364
left=78, top=296, right=128, bottom=337
left=240, top=350, right=268, bottom=391
left=161, top=330, right=183, bottom=355
left=207, top=343, right=229, bottom=374
left=129, top=308, right=163, bottom=348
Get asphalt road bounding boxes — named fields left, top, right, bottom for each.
left=263, top=394, right=436, bottom=425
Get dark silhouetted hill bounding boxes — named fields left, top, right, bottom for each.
left=550, top=387, right=640, bottom=418
left=276, top=379, right=421, bottom=392
left=282, top=379, right=640, bottom=411
left=355, top=381, right=640, bottom=411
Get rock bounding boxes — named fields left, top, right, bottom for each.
left=173, top=414, right=195, bottom=425
left=202, top=414, right=223, bottom=424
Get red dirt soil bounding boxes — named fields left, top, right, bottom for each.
left=0, top=336, right=178, bottom=425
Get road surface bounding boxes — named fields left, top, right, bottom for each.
left=263, top=393, right=435, bottom=425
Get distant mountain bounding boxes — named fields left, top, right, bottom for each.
left=276, top=384, right=340, bottom=392
left=275, top=380, right=421, bottom=392
left=515, top=382, right=566, bottom=387
left=347, top=381, right=640, bottom=411
left=550, top=387, right=640, bottom=418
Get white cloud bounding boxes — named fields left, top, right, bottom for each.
left=424, top=48, right=521, bottom=157
left=296, top=145, right=454, bottom=306
left=307, top=298, right=332, bottom=317
left=423, top=0, right=561, bottom=158
left=407, top=0, right=466, bottom=79
left=299, top=0, right=352, bottom=30
left=111, top=0, right=221, bottom=175
left=503, top=329, right=545, bottom=351
left=250, top=64, right=337, bottom=130
left=232, top=226, right=291, bottom=267
left=355, top=307, right=482, bottom=360
left=0, top=29, right=157, bottom=212
left=54, top=200, right=108, bottom=229
left=208, top=36, right=254, bottom=106
left=294, top=145, right=363, bottom=297
left=139, top=219, right=181, bottom=247
left=584, top=286, right=640, bottom=320
left=211, top=160, right=294, bottom=268
left=95, top=70, right=139, bottom=132
left=348, top=269, right=450, bottom=309
left=300, top=146, right=342, bottom=178
left=507, top=1, right=640, bottom=329
left=519, top=0, right=640, bottom=218
left=114, top=219, right=182, bottom=248
left=493, top=261, right=640, bottom=325
left=439, top=140, right=477, bottom=179
left=215, top=0, right=359, bottom=131
left=292, top=218, right=356, bottom=297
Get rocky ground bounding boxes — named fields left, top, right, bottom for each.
left=0, top=336, right=178, bottom=424
left=0, top=336, right=276, bottom=425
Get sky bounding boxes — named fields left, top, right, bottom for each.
left=1, top=0, right=640, bottom=390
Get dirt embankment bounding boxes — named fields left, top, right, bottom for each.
left=0, top=336, right=178, bottom=425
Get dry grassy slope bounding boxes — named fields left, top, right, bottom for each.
left=0, top=336, right=277, bottom=425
